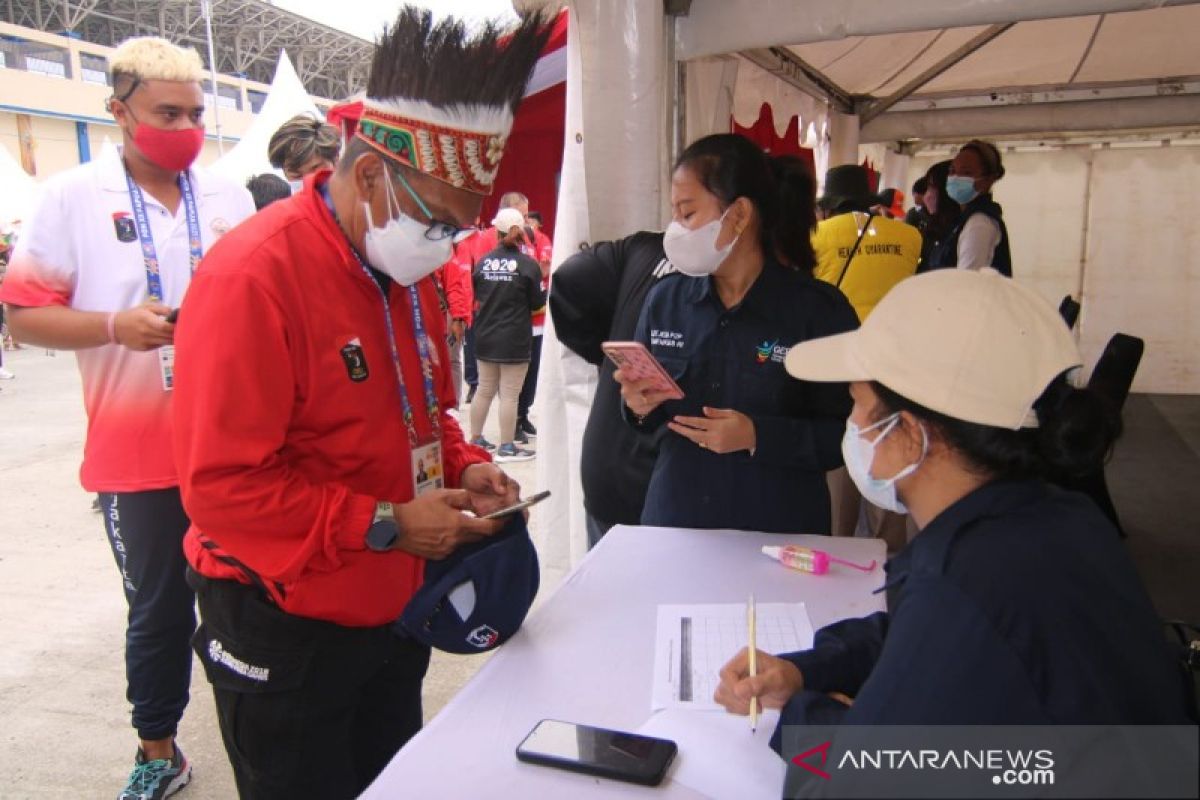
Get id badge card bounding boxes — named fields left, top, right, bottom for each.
left=158, top=345, right=175, bottom=391
left=411, top=440, right=444, bottom=497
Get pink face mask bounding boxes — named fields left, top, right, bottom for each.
left=131, top=123, right=204, bottom=171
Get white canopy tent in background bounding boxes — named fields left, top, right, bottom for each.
left=0, top=143, right=39, bottom=227
left=208, top=50, right=321, bottom=185
left=532, top=0, right=1200, bottom=566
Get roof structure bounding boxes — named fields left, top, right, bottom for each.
left=1, top=0, right=373, bottom=101
left=678, top=0, right=1200, bottom=144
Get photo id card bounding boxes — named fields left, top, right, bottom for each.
left=411, top=440, right=444, bottom=497
left=159, top=345, right=175, bottom=391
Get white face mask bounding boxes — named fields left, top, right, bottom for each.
left=662, top=208, right=737, bottom=277
left=841, top=413, right=928, bottom=514
left=362, top=171, right=453, bottom=286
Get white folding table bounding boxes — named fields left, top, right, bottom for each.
left=361, top=525, right=887, bottom=799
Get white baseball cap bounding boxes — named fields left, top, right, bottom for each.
left=491, top=207, right=525, bottom=231
left=784, top=269, right=1081, bottom=429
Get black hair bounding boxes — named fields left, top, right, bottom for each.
left=959, top=139, right=1006, bottom=180
left=911, top=176, right=928, bottom=196
left=245, top=174, right=292, bottom=211
left=368, top=7, right=552, bottom=112
left=923, top=159, right=960, bottom=233
left=675, top=134, right=816, bottom=273
left=527, top=210, right=543, bottom=224
left=870, top=372, right=1121, bottom=482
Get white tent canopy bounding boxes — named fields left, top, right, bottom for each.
left=0, top=143, right=39, bottom=227
left=208, top=50, right=321, bottom=185
left=533, top=0, right=1200, bottom=566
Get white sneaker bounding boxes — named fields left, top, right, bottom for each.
left=0, top=368, right=13, bottom=380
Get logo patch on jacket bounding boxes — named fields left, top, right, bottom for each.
left=113, top=212, right=137, bottom=243
left=341, top=338, right=369, bottom=382
left=755, top=340, right=789, bottom=364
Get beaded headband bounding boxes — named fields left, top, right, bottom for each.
left=350, top=99, right=513, bottom=196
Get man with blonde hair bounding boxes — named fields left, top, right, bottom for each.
left=0, top=35, right=254, bottom=800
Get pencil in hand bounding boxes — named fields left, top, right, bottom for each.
left=748, top=594, right=758, bottom=733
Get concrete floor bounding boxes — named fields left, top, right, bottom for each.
left=0, top=346, right=556, bottom=799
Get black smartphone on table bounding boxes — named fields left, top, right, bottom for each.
left=516, top=718, right=677, bottom=787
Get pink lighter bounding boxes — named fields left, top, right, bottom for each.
left=761, top=545, right=877, bottom=575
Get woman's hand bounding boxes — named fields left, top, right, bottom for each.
left=614, top=369, right=675, bottom=419
left=668, top=407, right=756, bottom=454
left=714, top=647, right=804, bottom=714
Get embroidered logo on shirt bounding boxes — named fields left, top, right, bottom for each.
left=755, top=340, right=789, bottom=364
left=341, top=338, right=369, bottom=382
left=210, top=217, right=231, bottom=237
left=113, top=212, right=137, bottom=243
left=650, top=329, right=684, bottom=349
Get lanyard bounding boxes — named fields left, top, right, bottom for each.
left=320, top=186, right=441, bottom=446
left=124, top=168, right=203, bottom=302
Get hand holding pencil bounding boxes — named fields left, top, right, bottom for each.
left=713, top=641, right=806, bottom=717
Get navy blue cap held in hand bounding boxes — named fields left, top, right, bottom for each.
left=394, top=513, right=540, bottom=654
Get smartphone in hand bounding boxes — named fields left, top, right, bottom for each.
left=601, top=341, right=684, bottom=400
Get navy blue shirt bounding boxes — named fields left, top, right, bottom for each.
left=630, top=261, right=858, bottom=534
left=775, top=480, right=1190, bottom=730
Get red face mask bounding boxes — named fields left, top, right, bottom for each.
left=130, top=121, right=204, bottom=171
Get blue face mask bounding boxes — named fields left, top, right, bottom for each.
left=946, top=175, right=980, bottom=206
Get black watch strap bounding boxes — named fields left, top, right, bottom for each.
left=366, top=519, right=400, bottom=552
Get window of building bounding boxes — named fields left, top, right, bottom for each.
left=248, top=89, right=268, bottom=114
left=80, top=52, right=109, bottom=86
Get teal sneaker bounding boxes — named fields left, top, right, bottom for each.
left=118, top=744, right=191, bottom=800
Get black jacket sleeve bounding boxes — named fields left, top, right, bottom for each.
left=547, top=238, right=626, bottom=366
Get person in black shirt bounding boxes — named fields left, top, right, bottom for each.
left=616, top=134, right=858, bottom=535
left=549, top=231, right=678, bottom=546
left=468, top=208, right=545, bottom=462
left=925, top=139, right=1012, bottom=275
left=902, top=175, right=928, bottom=230
left=714, top=269, right=1193, bottom=795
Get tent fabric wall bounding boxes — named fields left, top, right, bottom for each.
left=910, top=144, right=1200, bottom=394
left=479, top=82, right=566, bottom=236
left=685, top=56, right=739, bottom=141
left=732, top=103, right=815, bottom=173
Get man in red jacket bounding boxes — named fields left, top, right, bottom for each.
left=171, top=9, right=550, bottom=799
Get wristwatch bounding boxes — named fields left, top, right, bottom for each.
left=367, top=519, right=401, bottom=552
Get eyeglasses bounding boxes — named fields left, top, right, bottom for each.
left=389, top=167, right=475, bottom=243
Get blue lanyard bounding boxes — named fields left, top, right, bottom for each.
left=320, top=186, right=441, bottom=446
left=124, top=168, right=203, bottom=302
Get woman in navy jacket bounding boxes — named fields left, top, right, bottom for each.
left=615, top=134, right=857, bottom=535
left=715, top=269, right=1193, bottom=795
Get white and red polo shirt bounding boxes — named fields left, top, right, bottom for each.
left=0, top=146, right=254, bottom=492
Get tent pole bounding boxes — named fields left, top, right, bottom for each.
left=827, top=111, right=860, bottom=167
left=201, top=0, right=224, bottom=155
left=1075, top=146, right=1097, bottom=342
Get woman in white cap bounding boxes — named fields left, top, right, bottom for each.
left=714, top=269, right=1192, bottom=781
